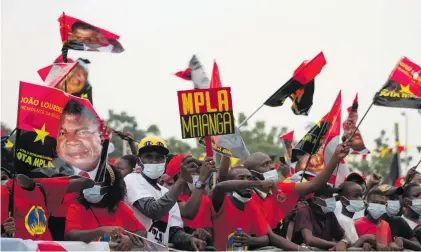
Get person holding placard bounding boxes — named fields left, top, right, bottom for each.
left=124, top=136, right=206, bottom=251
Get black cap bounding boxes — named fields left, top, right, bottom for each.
left=369, top=184, right=403, bottom=196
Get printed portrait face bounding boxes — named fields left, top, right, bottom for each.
left=56, top=106, right=102, bottom=171
left=295, top=153, right=325, bottom=174
left=55, top=65, right=88, bottom=94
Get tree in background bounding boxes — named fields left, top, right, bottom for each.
left=347, top=129, right=412, bottom=184
left=105, top=111, right=288, bottom=159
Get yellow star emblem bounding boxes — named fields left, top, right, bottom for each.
left=33, top=124, right=50, bottom=145
left=400, top=84, right=415, bottom=95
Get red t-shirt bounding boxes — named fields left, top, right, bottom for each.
left=178, top=194, right=212, bottom=230
left=51, top=192, right=78, bottom=217
left=211, top=195, right=268, bottom=251
left=1, top=177, right=70, bottom=240
left=252, top=182, right=299, bottom=229
left=355, top=216, right=392, bottom=246
left=65, top=201, right=145, bottom=242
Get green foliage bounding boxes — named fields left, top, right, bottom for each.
left=105, top=111, right=289, bottom=159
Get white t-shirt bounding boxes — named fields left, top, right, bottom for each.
left=124, top=173, right=183, bottom=245
left=336, top=213, right=359, bottom=244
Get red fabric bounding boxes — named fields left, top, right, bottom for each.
left=355, top=217, right=392, bottom=246
left=165, top=154, right=187, bottom=180
left=178, top=194, right=212, bottom=229
left=36, top=241, right=67, bottom=251
left=292, top=52, right=326, bottom=85
left=280, top=131, right=294, bottom=142
left=65, top=202, right=145, bottom=241
left=209, top=61, right=223, bottom=89
left=394, top=177, right=405, bottom=187
left=1, top=178, right=69, bottom=240
left=212, top=195, right=268, bottom=251
left=51, top=192, right=78, bottom=218
left=175, top=68, right=192, bottom=81
left=252, top=182, right=299, bottom=229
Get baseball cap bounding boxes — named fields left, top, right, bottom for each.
left=138, top=136, right=169, bottom=155
left=368, top=184, right=403, bottom=197
left=345, top=172, right=366, bottom=184
left=164, top=154, right=187, bottom=181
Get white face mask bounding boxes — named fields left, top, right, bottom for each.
left=263, top=169, right=278, bottom=182
left=83, top=185, right=106, bottom=204
left=319, top=197, right=337, bottom=213
left=345, top=199, right=366, bottom=213
left=142, top=162, right=166, bottom=179
left=367, top=203, right=387, bottom=219
left=232, top=191, right=252, bottom=203
left=386, top=200, right=401, bottom=216
left=1, top=180, right=8, bottom=186
left=409, top=199, right=421, bottom=215
left=188, top=175, right=200, bottom=192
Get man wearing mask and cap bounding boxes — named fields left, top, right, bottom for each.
left=380, top=184, right=421, bottom=250
left=124, top=136, right=206, bottom=251
left=354, top=185, right=400, bottom=250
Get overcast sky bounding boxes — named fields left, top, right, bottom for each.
left=1, top=0, right=420, bottom=170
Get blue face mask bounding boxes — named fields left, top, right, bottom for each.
left=344, top=199, right=366, bottom=213
left=386, top=200, right=401, bottom=216
left=367, top=203, right=387, bottom=219
left=83, top=185, right=107, bottom=204
left=319, top=197, right=336, bottom=213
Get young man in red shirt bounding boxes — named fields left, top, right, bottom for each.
left=1, top=173, right=93, bottom=240
left=211, top=166, right=274, bottom=251
left=162, top=154, right=215, bottom=245
left=354, top=185, right=400, bottom=250
left=244, top=142, right=351, bottom=234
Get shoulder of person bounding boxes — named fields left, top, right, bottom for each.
left=124, top=172, right=144, bottom=183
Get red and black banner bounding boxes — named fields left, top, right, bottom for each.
left=291, top=91, right=341, bottom=174
left=373, top=57, right=421, bottom=109
left=264, top=52, right=326, bottom=115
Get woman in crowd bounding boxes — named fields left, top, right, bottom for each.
left=65, top=164, right=146, bottom=251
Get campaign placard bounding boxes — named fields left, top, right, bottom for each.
left=177, top=87, right=234, bottom=139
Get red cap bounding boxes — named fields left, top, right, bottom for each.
left=394, top=176, right=406, bottom=187
left=164, top=154, right=187, bottom=181
left=345, top=172, right=366, bottom=183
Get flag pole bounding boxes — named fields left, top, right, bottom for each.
left=238, top=104, right=265, bottom=128
left=416, top=158, right=421, bottom=168
left=300, top=91, right=341, bottom=182
left=347, top=102, right=374, bottom=141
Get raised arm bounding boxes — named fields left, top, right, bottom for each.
left=294, top=142, right=350, bottom=197
left=179, top=158, right=215, bottom=219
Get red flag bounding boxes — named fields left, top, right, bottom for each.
left=280, top=130, right=294, bottom=142
left=293, top=52, right=327, bottom=85
left=58, top=13, right=124, bottom=53
left=174, top=68, right=192, bottom=81
left=209, top=61, right=223, bottom=89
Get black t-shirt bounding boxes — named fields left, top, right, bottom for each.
left=384, top=216, right=414, bottom=239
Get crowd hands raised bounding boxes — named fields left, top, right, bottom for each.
left=1, top=131, right=421, bottom=252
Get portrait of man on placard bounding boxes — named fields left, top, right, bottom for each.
left=55, top=98, right=103, bottom=178
left=67, top=22, right=124, bottom=53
